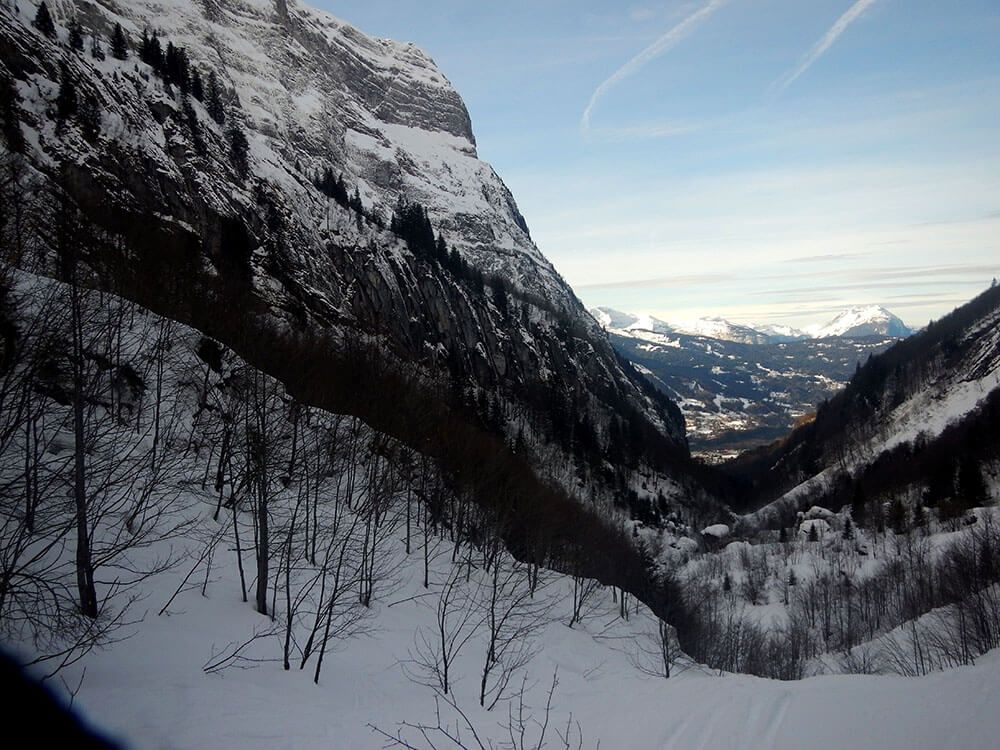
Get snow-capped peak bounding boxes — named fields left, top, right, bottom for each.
left=590, top=307, right=672, bottom=334
left=666, top=317, right=771, bottom=345
left=593, top=305, right=913, bottom=344
left=811, top=306, right=912, bottom=339
left=591, top=309, right=774, bottom=345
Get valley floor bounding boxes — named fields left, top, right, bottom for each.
left=36, top=521, right=1000, bottom=750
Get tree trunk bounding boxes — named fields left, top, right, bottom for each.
left=71, top=280, right=98, bottom=619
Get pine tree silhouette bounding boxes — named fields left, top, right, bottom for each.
left=68, top=21, right=84, bottom=51
left=841, top=516, right=853, bottom=540
left=55, top=63, right=78, bottom=121
left=0, top=73, right=26, bottom=153
left=111, top=23, right=129, bottom=60
left=79, top=94, right=101, bottom=143
left=191, top=69, right=204, bottom=102
left=850, top=484, right=867, bottom=528
left=33, top=2, right=57, bottom=39
left=207, top=72, right=226, bottom=125
left=228, top=124, right=250, bottom=179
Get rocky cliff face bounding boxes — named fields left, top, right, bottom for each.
left=1, top=1, right=696, bottom=520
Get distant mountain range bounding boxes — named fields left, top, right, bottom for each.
left=591, top=305, right=913, bottom=344
left=592, top=305, right=913, bottom=457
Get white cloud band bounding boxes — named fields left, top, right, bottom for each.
left=580, top=0, right=729, bottom=135
left=774, top=0, right=881, bottom=93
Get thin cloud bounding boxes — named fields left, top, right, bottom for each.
left=852, top=264, right=1000, bottom=281
left=750, top=279, right=988, bottom=297
left=585, top=121, right=700, bottom=141
left=773, top=0, right=881, bottom=94
left=786, top=252, right=867, bottom=264
left=577, top=273, right=732, bottom=291
left=580, top=0, right=729, bottom=136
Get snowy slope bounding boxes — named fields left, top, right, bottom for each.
left=54, top=528, right=1000, bottom=750
left=591, top=306, right=672, bottom=335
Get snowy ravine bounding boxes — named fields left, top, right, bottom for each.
left=0, top=272, right=995, bottom=750
left=744, top=286, right=1000, bottom=530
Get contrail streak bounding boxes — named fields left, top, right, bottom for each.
left=774, top=0, right=881, bottom=93
left=580, top=0, right=729, bottom=135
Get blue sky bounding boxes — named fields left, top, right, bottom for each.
left=316, top=0, right=1000, bottom=329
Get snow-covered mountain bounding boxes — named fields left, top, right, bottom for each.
left=752, top=323, right=810, bottom=342
left=592, top=305, right=911, bottom=344
left=1, top=0, right=697, bottom=523
left=667, top=317, right=773, bottom=345
left=590, top=306, right=673, bottom=334
left=591, top=308, right=772, bottom=345
left=808, top=305, right=913, bottom=339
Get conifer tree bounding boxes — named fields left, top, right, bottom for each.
left=182, top=93, right=205, bottom=156
left=90, top=34, right=105, bottom=61
left=33, top=2, right=57, bottom=39
left=141, top=30, right=165, bottom=73
left=957, top=454, right=988, bottom=511
left=0, top=72, right=25, bottom=153
left=842, top=516, right=854, bottom=541
left=873, top=499, right=886, bottom=535
left=807, top=523, right=819, bottom=543
left=207, top=72, right=226, bottom=125
left=68, top=20, right=85, bottom=51
left=78, top=93, right=101, bottom=143
left=139, top=29, right=152, bottom=64
left=333, top=174, right=348, bottom=206
left=889, top=498, right=908, bottom=535
left=228, top=124, right=250, bottom=179
left=164, top=42, right=189, bottom=92
left=111, top=23, right=129, bottom=60
left=190, top=69, right=204, bottom=102
left=850, top=484, right=867, bottom=528
left=55, top=63, right=78, bottom=121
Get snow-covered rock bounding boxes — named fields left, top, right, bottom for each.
left=803, top=506, right=836, bottom=521
left=799, top=518, right=830, bottom=537
left=702, top=523, right=731, bottom=539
